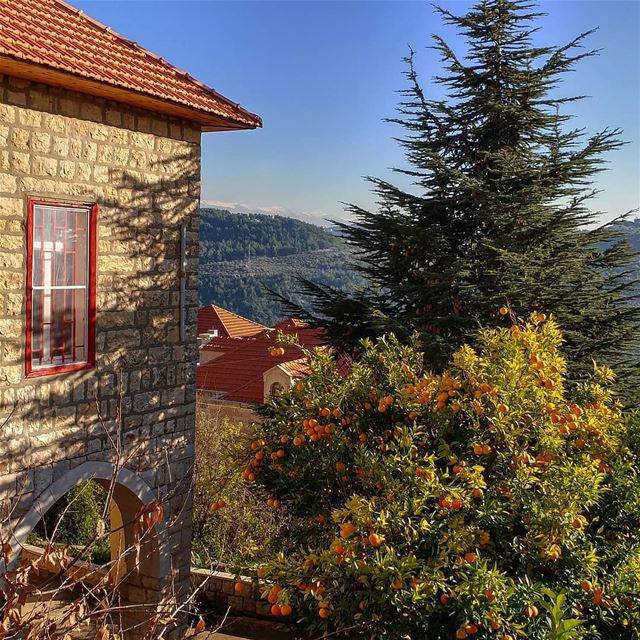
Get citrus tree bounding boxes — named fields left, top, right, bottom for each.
left=242, top=314, right=640, bottom=639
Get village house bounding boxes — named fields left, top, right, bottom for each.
left=196, top=306, right=328, bottom=427
left=0, top=0, right=260, bottom=636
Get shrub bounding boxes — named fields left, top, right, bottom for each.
left=245, top=314, right=640, bottom=639
left=33, top=479, right=110, bottom=565
left=192, top=413, right=287, bottom=570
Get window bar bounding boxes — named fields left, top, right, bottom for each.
left=37, top=207, right=44, bottom=366
left=179, top=223, right=187, bottom=343
left=61, top=207, right=68, bottom=363
left=72, top=208, right=77, bottom=362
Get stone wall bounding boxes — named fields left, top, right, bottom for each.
left=0, top=73, right=201, bottom=633
left=23, top=544, right=279, bottom=621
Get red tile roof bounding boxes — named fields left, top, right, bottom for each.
left=198, top=305, right=269, bottom=339
left=197, top=333, right=311, bottom=403
left=196, top=317, right=329, bottom=403
left=0, top=0, right=261, bottom=131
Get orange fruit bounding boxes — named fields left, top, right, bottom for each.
left=234, top=582, right=245, bottom=593
left=472, top=488, right=484, bottom=500
left=580, top=580, right=592, bottom=592
left=318, top=607, right=330, bottom=619
left=499, top=306, right=509, bottom=316
left=335, top=461, right=346, bottom=473
left=270, top=604, right=281, bottom=616
left=340, top=523, right=356, bottom=538
left=464, top=552, right=477, bottom=564
left=524, top=605, right=538, bottom=618
left=572, top=517, right=583, bottom=529
left=439, top=594, right=451, bottom=606
left=256, top=567, right=266, bottom=579
left=358, top=600, right=365, bottom=611
left=484, top=589, right=497, bottom=602
left=368, top=533, right=383, bottom=547
left=465, top=624, right=479, bottom=634
left=391, top=579, right=402, bottom=590
left=280, top=604, right=292, bottom=616
left=456, top=630, right=468, bottom=639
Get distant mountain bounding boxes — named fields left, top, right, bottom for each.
left=199, top=208, right=362, bottom=326
left=200, top=200, right=343, bottom=227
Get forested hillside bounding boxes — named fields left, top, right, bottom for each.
left=199, top=209, right=362, bottom=325
left=200, top=208, right=340, bottom=261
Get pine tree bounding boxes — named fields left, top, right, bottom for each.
left=282, top=0, right=640, bottom=400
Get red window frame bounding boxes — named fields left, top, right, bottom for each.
left=25, top=198, right=97, bottom=377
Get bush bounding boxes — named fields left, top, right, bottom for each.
left=33, top=480, right=110, bottom=565
left=192, top=414, right=287, bottom=570
left=245, top=314, right=640, bottom=639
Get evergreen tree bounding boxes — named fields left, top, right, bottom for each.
left=283, top=0, right=640, bottom=399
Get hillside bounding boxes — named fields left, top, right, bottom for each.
left=200, top=208, right=340, bottom=261
left=199, top=209, right=362, bottom=325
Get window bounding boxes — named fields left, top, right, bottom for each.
left=26, top=200, right=97, bottom=376
left=270, top=382, right=284, bottom=397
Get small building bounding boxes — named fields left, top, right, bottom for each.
left=197, top=311, right=324, bottom=403
left=196, top=307, right=327, bottom=428
left=0, top=0, right=260, bottom=637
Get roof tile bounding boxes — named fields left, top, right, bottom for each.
left=0, top=0, right=261, bottom=129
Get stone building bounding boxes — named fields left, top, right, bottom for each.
left=0, top=0, right=260, bottom=635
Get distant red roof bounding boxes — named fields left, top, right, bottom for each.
left=198, top=305, right=268, bottom=338
left=197, top=332, right=312, bottom=403
left=197, top=309, right=353, bottom=403
left=0, top=0, right=261, bottom=131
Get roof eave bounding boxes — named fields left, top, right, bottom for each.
left=0, top=55, right=262, bottom=132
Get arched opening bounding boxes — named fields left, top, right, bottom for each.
left=2, top=462, right=168, bottom=639
left=269, top=381, right=284, bottom=397
left=30, top=479, right=112, bottom=565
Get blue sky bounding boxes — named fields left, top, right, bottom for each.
left=76, top=0, right=639, bottom=224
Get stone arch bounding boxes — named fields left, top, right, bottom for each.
left=3, top=461, right=169, bottom=583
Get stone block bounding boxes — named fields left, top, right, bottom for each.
left=30, top=131, right=51, bottom=153
left=18, top=109, right=41, bottom=127
left=0, top=104, right=15, bottom=123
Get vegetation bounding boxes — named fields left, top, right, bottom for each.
left=192, top=413, right=285, bottom=570
left=200, top=208, right=340, bottom=262
left=282, top=0, right=640, bottom=401
left=242, top=314, right=640, bottom=639
left=32, top=480, right=110, bottom=565
left=199, top=209, right=362, bottom=325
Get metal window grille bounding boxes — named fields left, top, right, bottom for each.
left=30, top=203, right=90, bottom=371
